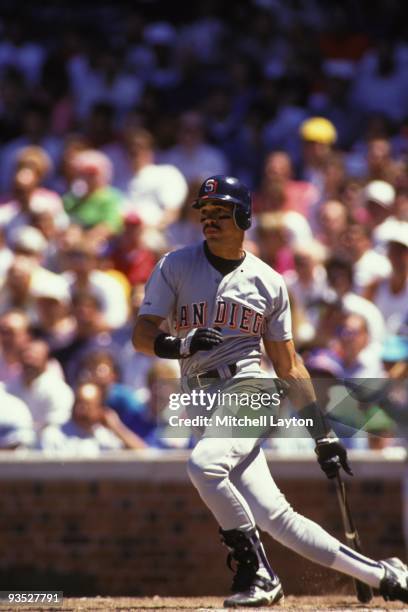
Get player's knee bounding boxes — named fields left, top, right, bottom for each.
left=187, top=451, right=228, bottom=487
left=258, top=502, right=297, bottom=539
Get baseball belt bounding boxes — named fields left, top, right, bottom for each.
left=187, top=364, right=237, bottom=389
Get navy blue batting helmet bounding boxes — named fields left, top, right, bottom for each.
left=192, top=175, right=252, bottom=230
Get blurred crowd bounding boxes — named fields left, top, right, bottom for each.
left=0, top=1, right=407, bottom=454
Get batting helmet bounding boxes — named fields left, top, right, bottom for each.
left=192, top=175, right=252, bottom=230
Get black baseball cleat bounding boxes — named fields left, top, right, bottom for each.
left=220, top=528, right=284, bottom=608
left=379, top=557, right=408, bottom=603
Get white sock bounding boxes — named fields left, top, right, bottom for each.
left=331, top=544, right=385, bottom=588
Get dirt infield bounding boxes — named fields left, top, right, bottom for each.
left=1, top=595, right=406, bottom=611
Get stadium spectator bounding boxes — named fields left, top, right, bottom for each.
left=256, top=212, right=294, bottom=274
left=325, top=255, right=385, bottom=347
left=256, top=197, right=313, bottom=256
left=334, top=313, right=384, bottom=377
left=52, top=290, right=117, bottom=386
left=319, top=153, right=347, bottom=204
left=110, top=212, right=156, bottom=285
left=28, top=200, right=65, bottom=272
left=0, top=257, right=39, bottom=320
left=254, top=151, right=318, bottom=217
left=62, top=239, right=128, bottom=329
left=284, top=241, right=329, bottom=332
left=63, top=149, right=124, bottom=240
left=316, top=60, right=361, bottom=150
left=381, top=335, right=408, bottom=375
left=74, top=48, right=142, bottom=121
left=126, top=128, right=188, bottom=228
left=143, top=21, right=181, bottom=93
left=363, top=180, right=395, bottom=244
left=31, top=279, right=75, bottom=351
left=165, top=180, right=203, bottom=249
left=123, top=13, right=155, bottom=81
left=368, top=231, right=408, bottom=334
left=0, top=145, right=68, bottom=241
left=0, top=100, right=62, bottom=192
left=39, top=381, right=145, bottom=453
left=0, top=384, right=35, bottom=450
left=304, top=348, right=344, bottom=385
left=317, top=199, right=350, bottom=253
left=78, top=350, right=144, bottom=430
left=0, top=18, right=45, bottom=86
left=51, top=134, right=89, bottom=195
left=342, top=223, right=391, bottom=295
left=365, top=137, right=401, bottom=184
left=0, top=309, right=30, bottom=384
left=124, top=361, right=191, bottom=448
left=7, top=339, right=73, bottom=431
left=364, top=181, right=408, bottom=252
left=106, top=283, right=178, bottom=401
left=298, top=116, right=337, bottom=193
left=83, top=102, right=132, bottom=190
left=159, top=111, right=228, bottom=182
left=351, top=42, right=408, bottom=124
left=0, top=227, right=69, bottom=320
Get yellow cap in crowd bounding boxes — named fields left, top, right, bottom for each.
left=300, top=117, right=337, bottom=144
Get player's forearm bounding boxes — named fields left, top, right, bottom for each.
left=132, top=317, right=163, bottom=355
left=275, top=360, right=316, bottom=408
left=276, top=360, right=329, bottom=440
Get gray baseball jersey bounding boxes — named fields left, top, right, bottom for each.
left=139, top=241, right=390, bottom=591
left=139, top=242, right=292, bottom=378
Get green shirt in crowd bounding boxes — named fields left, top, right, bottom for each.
left=63, top=187, right=124, bottom=233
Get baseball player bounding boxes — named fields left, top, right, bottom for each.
left=133, top=175, right=408, bottom=607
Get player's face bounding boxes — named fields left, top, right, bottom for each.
left=199, top=203, right=238, bottom=241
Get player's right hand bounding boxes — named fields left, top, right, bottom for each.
left=315, top=437, right=353, bottom=479
left=180, top=327, right=223, bottom=356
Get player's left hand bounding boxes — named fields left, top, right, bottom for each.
left=315, top=438, right=353, bottom=479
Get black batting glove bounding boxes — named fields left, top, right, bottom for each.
left=315, top=437, right=353, bottom=479
left=180, top=327, right=223, bottom=357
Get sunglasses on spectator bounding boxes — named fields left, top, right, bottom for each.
left=335, top=326, right=364, bottom=338
left=66, top=250, right=92, bottom=259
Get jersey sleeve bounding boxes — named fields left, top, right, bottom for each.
left=138, top=254, right=177, bottom=318
left=263, top=278, right=293, bottom=341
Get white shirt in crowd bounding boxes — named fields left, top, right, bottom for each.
left=281, top=211, right=313, bottom=247
left=0, top=385, right=35, bottom=449
left=39, top=420, right=123, bottom=455
left=341, top=346, right=385, bottom=378
left=374, top=279, right=408, bottom=334
left=127, top=163, right=188, bottom=227
left=63, top=270, right=128, bottom=329
left=342, top=291, right=386, bottom=346
left=353, top=249, right=391, bottom=294
left=284, top=265, right=328, bottom=310
left=7, top=370, right=73, bottom=432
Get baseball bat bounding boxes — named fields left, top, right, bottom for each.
left=335, top=473, right=374, bottom=603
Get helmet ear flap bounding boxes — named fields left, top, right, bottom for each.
left=234, top=206, right=251, bottom=230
